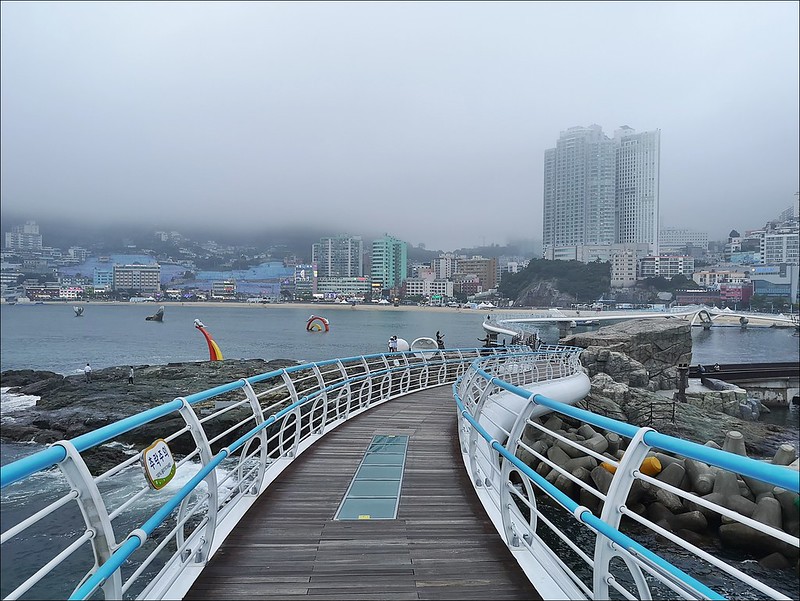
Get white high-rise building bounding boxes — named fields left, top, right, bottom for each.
left=614, top=127, right=661, bottom=254
left=312, top=236, right=363, bottom=278
left=542, top=125, right=661, bottom=258
left=543, top=125, right=616, bottom=250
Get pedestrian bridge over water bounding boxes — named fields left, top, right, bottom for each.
left=2, top=345, right=798, bottom=601
left=483, top=305, right=799, bottom=339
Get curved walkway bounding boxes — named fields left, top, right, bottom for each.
left=185, top=386, right=541, bottom=600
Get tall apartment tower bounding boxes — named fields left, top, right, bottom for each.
left=614, top=126, right=661, bottom=254
left=543, top=125, right=616, bottom=250
left=311, top=235, right=363, bottom=278
left=371, top=234, right=408, bottom=291
left=543, top=125, right=660, bottom=256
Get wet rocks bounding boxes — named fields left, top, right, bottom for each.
left=0, top=358, right=301, bottom=450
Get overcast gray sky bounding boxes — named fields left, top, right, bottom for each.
left=2, top=1, right=798, bottom=251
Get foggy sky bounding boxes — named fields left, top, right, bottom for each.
left=1, top=1, right=798, bottom=251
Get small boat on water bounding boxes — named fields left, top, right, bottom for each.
left=73, top=306, right=84, bottom=317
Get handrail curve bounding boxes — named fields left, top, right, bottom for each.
left=2, top=346, right=540, bottom=600
left=455, top=355, right=800, bottom=601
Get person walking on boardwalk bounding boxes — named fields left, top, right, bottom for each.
left=388, top=335, right=398, bottom=353
left=84, top=363, right=92, bottom=383
left=128, top=366, right=134, bottom=385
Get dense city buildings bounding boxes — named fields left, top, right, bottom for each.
left=1, top=197, right=797, bottom=309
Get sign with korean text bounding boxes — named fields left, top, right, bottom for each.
left=141, top=439, right=176, bottom=490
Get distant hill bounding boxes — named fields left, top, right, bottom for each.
left=500, top=259, right=611, bottom=306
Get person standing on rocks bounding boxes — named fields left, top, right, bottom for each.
left=128, top=366, right=134, bottom=385
left=84, top=363, right=92, bottom=383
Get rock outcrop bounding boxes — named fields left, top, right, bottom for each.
left=561, top=318, right=692, bottom=391
left=1, top=358, right=301, bottom=464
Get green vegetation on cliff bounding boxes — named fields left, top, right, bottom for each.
left=500, top=259, right=610, bottom=304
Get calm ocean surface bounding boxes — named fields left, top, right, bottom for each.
left=1, top=302, right=798, bottom=375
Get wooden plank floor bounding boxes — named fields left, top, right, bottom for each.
left=185, top=386, right=542, bottom=600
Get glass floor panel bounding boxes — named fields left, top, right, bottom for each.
left=362, top=453, right=405, bottom=465
left=335, top=434, right=410, bottom=521
left=348, top=480, right=401, bottom=497
left=370, top=434, right=408, bottom=446
left=337, top=498, right=398, bottom=520
left=355, top=464, right=403, bottom=480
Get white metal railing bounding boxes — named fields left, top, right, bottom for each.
left=455, top=357, right=800, bottom=600
left=1, top=345, right=555, bottom=601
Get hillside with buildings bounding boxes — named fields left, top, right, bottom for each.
left=2, top=123, right=797, bottom=310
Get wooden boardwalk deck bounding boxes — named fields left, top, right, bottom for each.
left=185, top=385, right=541, bottom=600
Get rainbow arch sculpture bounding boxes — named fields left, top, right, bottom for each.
left=194, top=319, right=224, bottom=361
left=306, top=315, right=330, bottom=332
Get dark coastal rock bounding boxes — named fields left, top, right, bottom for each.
left=1, top=358, right=301, bottom=453
left=0, top=369, right=63, bottom=389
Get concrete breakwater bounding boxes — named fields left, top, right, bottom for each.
left=517, top=414, right=799, bottom=570
left=543, top=318, right=800, bottom=570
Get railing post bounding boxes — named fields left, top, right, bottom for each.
left=306, top=363, right=332, bottom=427
left=500, top=395, right=539, bottom=547
left=177, top=398, right=219, bottom=564
left=592, top=427, right=655, bottom=599
left=239, top=379, right=268, bottom=495
left=380, top=354, right=394, bottom=399
left=55, top=440, right=122, bottom=600
left=469, top=375, right=497, bottom=488
left=335, top=360, right=354, bottom=417
left=358, top=357, right=375, bottom=409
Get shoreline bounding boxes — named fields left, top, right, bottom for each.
left=4, top=300, right=795, bottom=326
left=8, top=300, right=523, bottom=315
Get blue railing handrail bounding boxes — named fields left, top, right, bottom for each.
left=65, top=347, right=572, bottom=600
left=455, top=357, right=799, bottom=600
left=1, top=346, right=579, bottom=490
left=452, top=384, right=725, bottom=600
left=475, top=368, right=798, bottom=493
left=0, top=349, right=451, bottom=488
left=0, top=344, right=581, bottom=601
